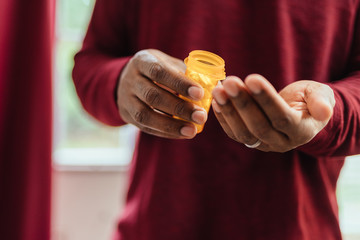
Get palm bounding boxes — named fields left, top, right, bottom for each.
left=279, top=81, right=312, bottom=120
left=279, top=80, right=333, bottom=122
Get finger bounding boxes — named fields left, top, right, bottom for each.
left=244, top=74, right=303, bottom=136
left=212, top=100, right=236, bottom=140
left=138, top=125, right=191, bottom=139
left=222, top=76, right=288, bottom=145
left=304, top=82, right=335, bottom=122
left=212, top=85, right=259, bottom=145
left=133, top=50, right=204, bottom=101
left=122, top=110, right=185, bottom=139
left=134, top=75, right=207, bottom=125
left=128, top=96, right=197, bottom=138
left=212, top=97, right=272, bottom=152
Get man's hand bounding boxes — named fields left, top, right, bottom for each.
left=212, top=74, right=335, bottom=152
left=117, top=49, right=207, bottom=139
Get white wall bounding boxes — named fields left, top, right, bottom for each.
left=51, top=170, right=128, bottom=240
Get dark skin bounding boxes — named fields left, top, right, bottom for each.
left=117, top=49, right=335, bottom=152
left=117, top=49, right=207, bottom=139
left=212, top=75, right=335, bottom=152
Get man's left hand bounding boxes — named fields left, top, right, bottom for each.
left=212, top=74, right=335, bottom=152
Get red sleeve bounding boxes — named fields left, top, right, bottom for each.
left=298, top=8, right=360, bottom=157
left=72, top=0, right=131, bottom=126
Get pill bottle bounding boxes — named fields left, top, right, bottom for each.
left=183, top=50, right=226, bottom=133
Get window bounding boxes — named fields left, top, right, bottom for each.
left=337, top=155, right=360, bottom=239
left=53, top=0, right=137, bottom=171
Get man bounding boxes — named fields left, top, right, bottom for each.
left=73, top=0, right=360, bottom=239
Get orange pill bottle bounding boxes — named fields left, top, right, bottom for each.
left=183, top=50, right=226, bottom=133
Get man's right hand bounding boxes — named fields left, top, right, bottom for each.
left=117, top=49, right=207, bottom=139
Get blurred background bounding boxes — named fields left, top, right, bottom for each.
left=52, top=0, right=137, bottom=239
left=51, top=0, right=360, bottom=239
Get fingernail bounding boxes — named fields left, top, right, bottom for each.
left=213, top=91, right=227, bottom=105
left=181, top=125, right=196, bottom=137
left=212, top=100, right=221, bottom=113
left=188, top=86, right=204, bottom=101
left=224, top=82, right=239, bottom=97
left=191, top=109, right=207, bottom=124
left=246, top=81, right=262, bottom=94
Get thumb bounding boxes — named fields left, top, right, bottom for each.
left=305, top=83, right=335, bottom=122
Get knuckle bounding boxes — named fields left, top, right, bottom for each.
left=233, top=130, right=253, bottom=143
left=131, top=52, right=142, bottom=67
left=149, top=63, right=166, bottom=80
left=133, top=108, right=149, bottom=124
left=173, top=78, right=187, bottom=93
left=144, top=88, right=161, bottom=106
left=134, top=50, right=145, bottom=58
left=133, top=50, right=148, bottom=62
left=272, top=116, right=292, bottom=130
left=163, top=123, right=177, bottom=134
left=221, top=104, right=235, bottom=115
left=259, top=93, right=271, bottom=104
left=252, top=124, right=271, bottom=138
left=174, top=102, right=187, bottom=117
left=236, top=96, right=251, bottom=109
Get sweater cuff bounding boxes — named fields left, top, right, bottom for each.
left=73, top=56, right=132, bottom=126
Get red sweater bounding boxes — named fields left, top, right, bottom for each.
left=73, top=0, right=360, bottom=239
